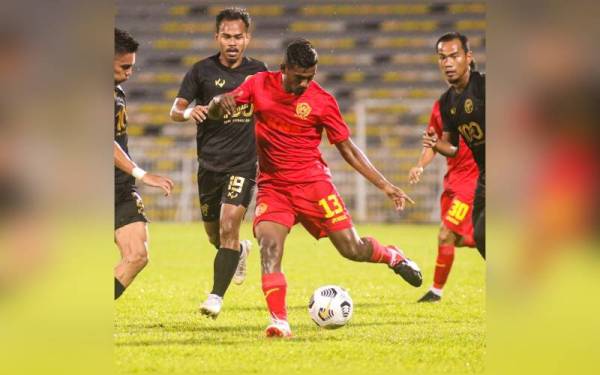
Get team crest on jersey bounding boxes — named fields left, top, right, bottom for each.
left=215, top=78, right=225, bottom=88
left=295, top=102, right=311, bottom=120
left=464, top=98, right=474, bottom=114
left=201, top=203, right=210, bottom=217
left=255, top=203, right=268, bottom=217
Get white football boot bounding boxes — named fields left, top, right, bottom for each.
left=232, top=239, right=251, bottom=285
left=265, top=318, right=292, bottom=338
left=200, top=294, right=223, bottom=319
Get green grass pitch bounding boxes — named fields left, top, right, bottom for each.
left=115, top=223, right=485, bottom=374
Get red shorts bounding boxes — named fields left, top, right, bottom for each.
left=253, top=179, right=353, bottom=239
left=440, top=188, right=474, bottom=238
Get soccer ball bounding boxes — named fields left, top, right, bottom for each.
left=308, top=285, right=353, bottom=329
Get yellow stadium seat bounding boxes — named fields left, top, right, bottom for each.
left=169, top=6, right=189, bottom=16
left=161, top=22, right=213, bottom=33
left=153, top=39, right=192, bottom=50
left=449, top=3, right=486, bottom=14
left=381, top=20, right=438, bottom=32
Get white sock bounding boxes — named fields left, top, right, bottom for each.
left=430, top=287, right=443, bottom=296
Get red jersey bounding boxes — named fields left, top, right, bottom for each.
left=429, top=100, right=478, bottom=191
left=231, top=71, right=350, bottom=184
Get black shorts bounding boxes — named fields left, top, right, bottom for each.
left=115, top=184, right=148, bottom=230
left=197, top=168, right=256, bottom=221
left=472, top=175, right=485, bottom=258
left=473, top=175, right=485, bottom=224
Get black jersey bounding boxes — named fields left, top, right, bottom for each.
left=440, top=71, right=485, bottom=182
left=176, top=54, right=268, bottom=173
left=114, top=85, right=134, bottom=187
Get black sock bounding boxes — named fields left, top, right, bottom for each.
left=115, top=278, right=126, bottom=300
left=211, top=248, right=241, bottom=297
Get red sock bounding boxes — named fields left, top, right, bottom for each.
left=433, top=244, right=455, bottom=289
left=461, top=234, right=476, bottom=248
left=366, top=237, right=406, bottom=267
left=262, top=272, right=287, bottom=321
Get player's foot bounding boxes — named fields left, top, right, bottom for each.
left=200, top=294, right=223, bottom=319
left=265, top=318, right=292, bottom=338
left=388, top=247, right=423, bottom=287
left=233, top=240, right=251, bottom=285
left=418, top=290, right=442, bottom=303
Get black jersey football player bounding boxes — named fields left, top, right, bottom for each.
left=169, top=8, right=267, bottom=318
left=114, top=28, right=174, bottom=300
left=423, top=32, right=485, bottom=260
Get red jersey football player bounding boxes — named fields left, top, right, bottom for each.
left=408, top=100, right=478, bottom=302
left=208, top=39, right=423, bottom=337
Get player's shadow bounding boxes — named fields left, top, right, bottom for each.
left=117, top=322, right=263, bottom=332
left=226, top=304, right=309, bottom=312
left=116, top=337, right=253, bottom=347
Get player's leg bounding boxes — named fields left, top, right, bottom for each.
left=473, top=182, right=485, bottom=259
left=201, top=203, right=247, bottom=317
left=198, top=169, right=228, bottom=317
left=473, top=205, right=485, bottom=259
left=295, top=179, right=422, bottom=287
left=198, top=219, right=223, bottom=318
left=200, top=171, right=256, bottom=318
left=203, top=221, right=220, bottom=249
left=114, top=221, right=148, bottom=299
left=328, top=227, right=422, bottom=287
left=255, top=220, right=292, bottom=337
left=222, top=171, right=256, bottom=286
left=114, top=189, right=149, bottom=300
left=419, top=224, right=456, bottom=302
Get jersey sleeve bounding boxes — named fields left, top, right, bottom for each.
left=230, top=73, right=257, bottom=105
left=321, top=94, right=350, bottom=144
left=176, top=65, right=201, bottom=102
left=428, top=100, right=443, bottom=138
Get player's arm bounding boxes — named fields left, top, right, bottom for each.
left=423, top=130, right=458, bottom=157
left=208, top=74, right=256, bottom=119
left=207, top=91, right=242, bottom=119
left=335, top=139, right=414, bottom=210
left=170, top=65, right=209, bottom=123
left=169, top=97, right=208, bottom=123
left=113, top=141, right=174, bottom=196
left=408, top=147, right=436, bottom=184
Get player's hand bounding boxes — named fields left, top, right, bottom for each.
left=141, top=173, right=174, bottom=196
left=422, top=130, right=438, bottom=149
left=383, top=183, right=415, bottom=211
left=190, top=105, right=209, bottom=123
left=214, top=91, right=242, bottom=116
left=408, top=166, right=424, bottom=184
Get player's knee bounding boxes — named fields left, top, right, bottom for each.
left=259, top=236, right=280, bottom=257
left=125, top=250, right=148, bottom=271
left=338, top=238, right=366, bottom=262
left=219, top=218, right=240, bottom=244
left=206, top=232, right=219, bottom=248
left=438, top=227, right=455, bottom=244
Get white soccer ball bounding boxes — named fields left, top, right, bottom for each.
left=308, top=285, right=353, bottom=329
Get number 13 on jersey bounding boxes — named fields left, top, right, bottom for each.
left=318, top=194, right=344, bottom=219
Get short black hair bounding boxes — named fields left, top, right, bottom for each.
left=284, top=38, right=318, bottom=69
left=216, top=7, right=251, bottom=33
left=115, top=28, right=139, bottom=55
left=435, top=32, right=476, bottom=70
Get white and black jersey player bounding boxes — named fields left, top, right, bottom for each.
left=169, top=8, right=267, bottom=318
left=423, top=32, right=485, bottom=259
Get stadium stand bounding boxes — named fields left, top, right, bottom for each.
left=116, top=0, right=486, bottom=223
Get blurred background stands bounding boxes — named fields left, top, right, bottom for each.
left=115, top=0, right=486, bottom=223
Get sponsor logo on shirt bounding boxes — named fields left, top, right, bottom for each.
left=295, top=102, right=311, bottom=120
left=464, top=98, right=474, bottom=114
left=215, top=78, right=225, bottom=88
